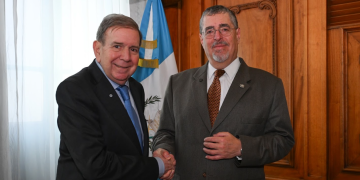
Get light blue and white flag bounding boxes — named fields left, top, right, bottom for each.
left=132, top=0, right=178, bottom=150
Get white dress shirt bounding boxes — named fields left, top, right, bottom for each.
left=207, top=58, right=241, bottom=109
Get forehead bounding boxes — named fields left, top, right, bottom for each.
left=202, top=13, right=233, bottom=30
left=104, top=27, right=140, bottom=45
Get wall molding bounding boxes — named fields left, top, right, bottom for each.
left=342, top=26, right=360, bottom=173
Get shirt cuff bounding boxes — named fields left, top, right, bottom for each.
left=154, top=157, right=165, bottom=177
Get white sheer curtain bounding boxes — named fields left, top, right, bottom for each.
left=1, top=0, right=10, bottom=180
left=1, top=0, right=130, bottom=179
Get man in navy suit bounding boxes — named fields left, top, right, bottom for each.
left=56, top=14, right=175, bottom=180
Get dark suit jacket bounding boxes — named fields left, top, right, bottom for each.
left=56, top=60, right=158, bottom=180
left=153, top=58, right=295, bottom=180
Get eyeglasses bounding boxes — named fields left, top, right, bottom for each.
left=202, top=27, right=236, bottom=39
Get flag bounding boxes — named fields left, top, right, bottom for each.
left=132, top=0, right=178, bottom=154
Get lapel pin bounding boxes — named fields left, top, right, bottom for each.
left=109, top=94, right=113, bottom=97
left=239, top=84, right=245, bottom=88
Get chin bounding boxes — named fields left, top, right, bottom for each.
left=212, top=53, right=229, bottom=63
left=112, top=74, right=128, bottom=82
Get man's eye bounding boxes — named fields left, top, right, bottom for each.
left=130, top=48, right=139, bottom=53
left=205, top=29, right=214, bottom=35
left=221, top=27, right=230, bottom=32
left=114, top=45, right=121, bottom=48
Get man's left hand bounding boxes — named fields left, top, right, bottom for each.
left=203, top=132, right=242, bottom=160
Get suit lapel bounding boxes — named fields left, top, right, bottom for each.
left=192, top=63, right=212, bottom=132
left=88, top=60, right=143, bottom=154
left=212, top=58, right=251, bottom=131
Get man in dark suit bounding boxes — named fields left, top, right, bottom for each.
left=152, top=5, right=295, bottom=179
left=56, top=14, right=175, bottom=180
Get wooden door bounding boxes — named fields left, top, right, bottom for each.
left=327, top=0, right=360, bottom=179
left=328, top=26, right=360, bottom=180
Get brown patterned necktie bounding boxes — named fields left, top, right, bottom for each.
left=208, top=69, right=225, bottom=127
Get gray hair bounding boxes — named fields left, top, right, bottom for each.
left=96, top=14, right=142, bottom=45
left=199, top=5, right=238, bottom=33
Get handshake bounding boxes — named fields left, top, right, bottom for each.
left=153, top=148, right=176, bottom=180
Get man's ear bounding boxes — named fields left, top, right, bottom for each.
left=199, top=33, right=204, bottom=45
left=236, top=28, right=240, bottom=42
left=93, top=41, right=101, bottom=62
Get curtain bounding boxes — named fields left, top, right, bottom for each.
left=129, top=0, right=147, bottom=27
left=1, top=0, right=130, bottom=179
left=0, top=0, right=10, bottom=180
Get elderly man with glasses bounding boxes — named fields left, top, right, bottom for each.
left=152, top=5, right=295, bottom=180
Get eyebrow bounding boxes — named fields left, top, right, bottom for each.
left=204, top=26, right=215, bottom=32
left=204, top=23, right=231, bottom=31
left=110, top=42, right=139, bottom=49
left=110, top=42, right=124, bottom=46
left=130, top=45, right=140, bottom=49
left=219, top=23, right=231, bottom=28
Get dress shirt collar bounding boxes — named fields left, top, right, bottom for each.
left=95, top=60, right=129, bottom=89
left=207, top=57, right=241, bottom=80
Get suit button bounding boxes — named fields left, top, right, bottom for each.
left=203, top=172, right=206, bottom=177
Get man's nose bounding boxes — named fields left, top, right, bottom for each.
left=213, top=30, right=222, bottom=40
left=121, top=48, right=131, bottom=61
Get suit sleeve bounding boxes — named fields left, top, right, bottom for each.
left=152, top=75, right=176, bottom=154
left=56, top=80, right=159, bottom=180
left=235, top=79, right=295, bottom=167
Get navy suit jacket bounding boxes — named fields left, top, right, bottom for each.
left=56, top=60, right=158, bottom=180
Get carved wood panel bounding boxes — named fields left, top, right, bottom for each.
left=345, top=30, right=360, bottom=172
left=328, top=26, right=360, bottom=180
left=218, top=0, right=295, bottom=167
left=228, top=0, right=277, bottom=75
left=229, top=0, right=294, bottom=167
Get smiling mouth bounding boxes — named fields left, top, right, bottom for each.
left=114, top=63, right=130, bottom=69
left=212, top=41, right=228, bottom=48
left=213, top=45, right=226, bottom=48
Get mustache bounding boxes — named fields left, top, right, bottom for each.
left=211, top=41, right=229, bottom=48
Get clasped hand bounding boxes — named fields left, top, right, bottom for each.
left=203, top=132, right=242, bottom=160
left=153, top=148, right=176, bottom=180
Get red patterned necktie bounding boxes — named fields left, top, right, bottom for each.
left=208, top=69, right=225, bottom=127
